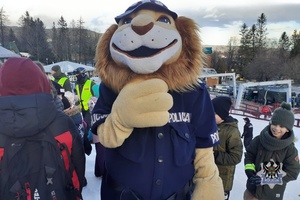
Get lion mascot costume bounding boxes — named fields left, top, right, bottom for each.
left=91, top=0, right=224, bottom=199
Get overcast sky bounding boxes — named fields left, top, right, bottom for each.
left=2, top=0, right=300, bottom=45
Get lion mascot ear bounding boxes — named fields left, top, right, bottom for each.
left=92, top=1, right=224, bottom=199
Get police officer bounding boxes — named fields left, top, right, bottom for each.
left=73, top=67, right=95, bottom=126
left=51, top=65, right=72, bottom=92
left=241, top=117, right=253, bottom=149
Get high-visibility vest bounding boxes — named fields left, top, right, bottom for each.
left=75, top=80, right=92, bottom=111
left=58, top=77, right=68, bottom=87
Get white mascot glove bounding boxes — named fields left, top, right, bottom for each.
left=97, top=78, right=173, bottom=148
left=192, top=147, right=224, bottom=200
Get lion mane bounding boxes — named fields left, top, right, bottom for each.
left=95, top=16, right=205, bottom=93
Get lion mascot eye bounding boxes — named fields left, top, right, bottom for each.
left=157, top=16, right=171, bottom=24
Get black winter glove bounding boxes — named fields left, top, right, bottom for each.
left=246, top=175, right=261, bottom=195
left=248, top=175, right=261, bottom=186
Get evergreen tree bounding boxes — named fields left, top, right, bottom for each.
left=8, top=28, right=18, bottom=43
left=0, top=7, right=8, bottom=46
left=290, top=30, right=300, bottom=58
left=51, top=22, right=59, bottom=62
left=238, top=23, right=251, bottom=76
left=77, top=17, right=85, bottom=63
left=256, top=13, right=268, bottom=50
left=248, top=24, right=258, bottom=59
left=278, top=31, right=290, bottom=65
left=279, top=32, right=290, bottom=51
left=7, top=29, right=20, bottom=54
left=69, top=19, right=77, bottom=61
left=32, top=18, right=54, bottom=63
left=19, top=11, right=35, bottom=52
left=57, top=16, right=69, bottom=61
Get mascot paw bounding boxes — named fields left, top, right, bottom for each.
left=112, top=78, right=173, bottom=128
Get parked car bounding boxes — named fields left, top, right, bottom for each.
left=213, top=84, right=233, bottom=95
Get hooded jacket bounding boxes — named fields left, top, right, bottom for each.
left=0, top=58, right=86, bottom=193
left=213, top=115, right=243, bottom=192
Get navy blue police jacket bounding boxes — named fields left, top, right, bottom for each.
left=91, top=82, right=219, bottom=199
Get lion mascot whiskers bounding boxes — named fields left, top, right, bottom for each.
left=91, top=1, right=224, bottom=199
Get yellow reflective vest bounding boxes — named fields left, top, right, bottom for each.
left=57, top=77, right=68, bottom=87
left=75, top=80, right=93, bottom=111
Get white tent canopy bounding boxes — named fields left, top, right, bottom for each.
left=0, top=46, right=21, bottom=58
left=44, top=61, right=95, bottom=73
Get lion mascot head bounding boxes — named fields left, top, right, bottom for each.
left=95, top=0, right=204, bottom=93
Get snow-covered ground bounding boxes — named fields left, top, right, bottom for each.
left=82, top=148, right=102, bottom=200
left=82, top=114, right=300, bottom=200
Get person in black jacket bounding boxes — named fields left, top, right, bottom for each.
left=241, top=117, right=253, bottom=149
left=51, top=65, right=72, bottom=92
left=0, top=57, right=86, bottom=198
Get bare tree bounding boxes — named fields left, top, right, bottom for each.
left=285, top=55, right=300, bottom=84
left=225, top=37, right=238, bottom=73
left=246, top=49, right=283, bottom=81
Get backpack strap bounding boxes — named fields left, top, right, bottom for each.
left=0, top=136, right=27, bottom=198
left=58, top=142, right=83, bottom=199
left=53, top=132, right=82, bottom=199
left=42, top=129, right=82, bottom=200
left=9, top=180, right=27, bottom=200
left=41, top=133, right=64, bottom=200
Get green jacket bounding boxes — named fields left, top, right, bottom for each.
left=244, top=125, right=300, bottom=200
left=213, top=116, right=243, bottom=192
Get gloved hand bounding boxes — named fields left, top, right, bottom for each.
left=88, top=129, right=93, bottom=142
left=97, top=78, right=173, bottom=148
left=111, top=78, right=173, bottom=128
left=248, top=175, right=261, bottom=186
left=246, top=175, right=261, bottom=195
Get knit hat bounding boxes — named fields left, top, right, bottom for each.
left=271, top=102, right=294, bottom=131
left=212, top=96, right=232, bottom=120
left=0, top=57, right=51, bottom=96
left=51, top=65, right=61, bottom=72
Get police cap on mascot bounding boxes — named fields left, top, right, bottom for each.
left=91, top=0, right=224, bottom=199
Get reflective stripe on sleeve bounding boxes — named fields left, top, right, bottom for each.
left=245, top=163, right=255, bottom=171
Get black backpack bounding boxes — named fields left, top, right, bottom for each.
left=0, top=129, right=82, bottom=200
